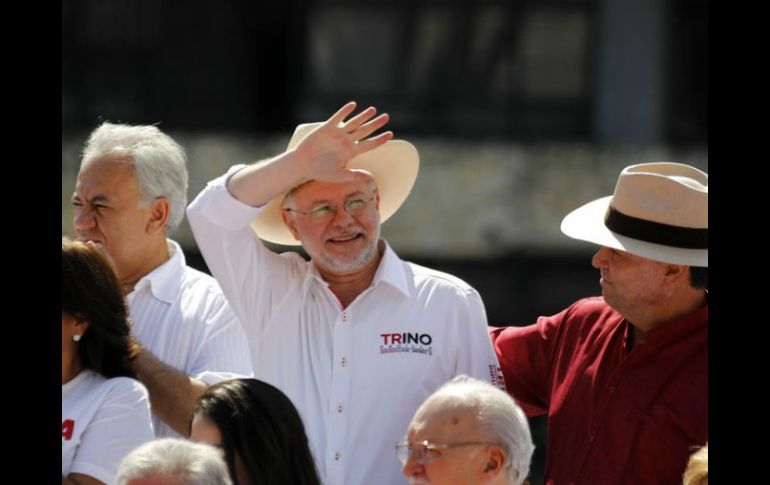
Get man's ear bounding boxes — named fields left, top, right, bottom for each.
left=481, top=445, right=506, bottom=478
left=663, top=263, right=689, bottom=284
left=280, top=210, right=301, bottom=241
left=146, top=197, right=170, bottom=234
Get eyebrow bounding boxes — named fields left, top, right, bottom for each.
left=71, top=193, right=110, bottom=204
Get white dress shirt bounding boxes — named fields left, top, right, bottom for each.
left=126, top=239, right=254, bottom=438
left=187, top=166, right=504, bottom=485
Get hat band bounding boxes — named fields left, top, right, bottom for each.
left=605, top=206, right=708, bottom=249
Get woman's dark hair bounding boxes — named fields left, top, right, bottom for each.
left=62, top=237, right=140, bottom=378
left=192, top=378, right=321, bottom=485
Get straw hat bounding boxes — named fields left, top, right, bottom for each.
left=560, top=162, right=708, bottom=267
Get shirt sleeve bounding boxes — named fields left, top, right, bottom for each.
left=186, top=165, right=302, bottom=341
left=68, top=379, right=154, bottom=484
left=489, top=306, right=571, bottom=417
left=454, top=289, right=506, bottom=390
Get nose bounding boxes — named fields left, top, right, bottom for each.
left=591, top=246, right=611, bottom=269
left=330, top=204, right=356, bottom=226
left=73, top=205, right=95, bottom=232
left=401, top=452, right=423, bottom=478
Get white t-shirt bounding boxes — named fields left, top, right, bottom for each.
left=187, top=166, right=504, bottom=485
left=126, top=239, right=254, bottom=437
left=62, top=369, right=154, bottom=484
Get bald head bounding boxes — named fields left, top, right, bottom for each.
left=403, top=376, right=534, bottom=485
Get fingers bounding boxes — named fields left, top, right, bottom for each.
left=354, top=130, right=393, bottom=155
left=341, top=106, right=377, bottom=132
left=328, top=101, right=358, bottom=125
left=323, top=102, right=393, bottom=158
left=353, top=113, right=390, bottom=141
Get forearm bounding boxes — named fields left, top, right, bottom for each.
left=133, top=348, right=208, bottom=436
left=62, top=474, right=105, bottom=485
left=227, top=150, right=308, bottom=207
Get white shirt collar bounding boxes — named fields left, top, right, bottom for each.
left=302, top=239, right=411, bottom=300
left=130, top=239, right=185, bottom=304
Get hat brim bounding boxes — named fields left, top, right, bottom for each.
left=250, top=140, right=419, bottom=246
left=560, top=196, right=708, bottom=267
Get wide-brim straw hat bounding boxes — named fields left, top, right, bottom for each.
left=250, top=122, right=419, bottom=245
left=560, top=162, right=708, bottom=267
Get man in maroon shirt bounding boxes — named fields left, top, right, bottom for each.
left=490, top=162, right=707, bottom=485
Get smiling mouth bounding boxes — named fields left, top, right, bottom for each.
left=327, top=234, right=362, bottom=244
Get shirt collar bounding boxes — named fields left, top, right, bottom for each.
left=640, top=300, right=708, bottom=344
left=130, top=239, right=185, bottom=304
left=302, top=239, right=411, bottom=299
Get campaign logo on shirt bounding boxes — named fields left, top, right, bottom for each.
left=62, top=419, right=75, bottom=441
left=380, top=332, right=433, bottom=356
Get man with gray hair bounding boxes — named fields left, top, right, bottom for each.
left=117, top=438, right=232, bottom=485
left=398, top=375, right=534, bottom=485
left=71, top=122, right=253, bottom=438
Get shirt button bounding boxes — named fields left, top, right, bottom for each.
left=588, top=434, right=595, bottom=443
left=341, top=357, right=347, bottom=367
left=337, top=403, right=343, bottom=413
left=334, top=451, right=341, bottom=461
left=341, top=313, right=347, bottom=322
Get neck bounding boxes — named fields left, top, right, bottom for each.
left=62, top=354, right=83, bottom=385
left=119, top=240, right=171, bottom=294
left=318, top=243, right=384, bottom=307
left=629, top=286, right=707, bottom=343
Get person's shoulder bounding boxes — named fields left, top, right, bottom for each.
left=406, top=261, right=478, bottom=294
left=570, top=296, right=610, bottom=312
left=102, top=376, right=150, bottom=398
left=179, top=265, right=225, bottom=294
left=561, top=296, right=623, bottom=329
left=75, top=372, right=149, bottom=403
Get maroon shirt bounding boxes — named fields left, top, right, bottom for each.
left=490, top=297, right=707, bottom=485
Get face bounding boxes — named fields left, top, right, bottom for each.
left=190, top=414, right=223, bottom=447
left=402, top=398, right=498, bottom=485
left=72, top=157, right=158, bottom=279
left=282, top=179, right=381, bottom=275
left=191, top=414, right=252, bottom=485
left=591, top=246, right=673, bottom=317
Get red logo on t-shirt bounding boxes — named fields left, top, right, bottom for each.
left=62, top=419, right=75, bottom=441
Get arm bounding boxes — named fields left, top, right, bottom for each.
left=62, top=474, right=105, bottom=485
left=226, top=101, right=392, bottom=206
left=488, top=307, right=574, bottom=416
left=132, top=347, right=207, bottom=436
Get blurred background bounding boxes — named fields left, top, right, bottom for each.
left=62, top=1, right=707, bottom=483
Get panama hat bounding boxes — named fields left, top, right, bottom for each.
left=250, top=122, right=419, bottom=245
left=560, top=162, right=708, bottom=267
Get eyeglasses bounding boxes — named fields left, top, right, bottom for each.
left=283, top=196, right=376, bottom=222
left=394, top=439, right=498, bottom=465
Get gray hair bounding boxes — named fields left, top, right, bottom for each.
left=117, top=438, right=232, bottom=485
left=81, top=122, right=189, bottom=233
left=431, top=375, right=535, bottom=485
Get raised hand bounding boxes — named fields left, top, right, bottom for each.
left=292, top=101, right=393, bottom=184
